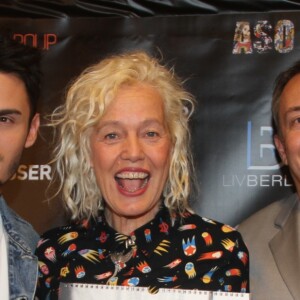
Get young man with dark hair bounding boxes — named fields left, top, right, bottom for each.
left=0, top=35, right=41, bottom=299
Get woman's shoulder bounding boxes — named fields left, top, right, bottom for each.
left=172, top=212, right=248, bottom=258
left=37, top=220, right=89, bottom=247
left=177, top=211, right=241, bottom=239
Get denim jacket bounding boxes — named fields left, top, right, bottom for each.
left=0, top=196, right=39, bottom=300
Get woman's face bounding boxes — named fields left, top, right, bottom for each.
left=89, top=83, right=172, bottom=233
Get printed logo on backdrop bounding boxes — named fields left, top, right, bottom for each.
left=11, top=165, right=52, bottom=181
left=232, top=20, right=294, bottom=54
left=223, top=121, right=293, bottom=187
left=12, top=33, right=58, bottom=50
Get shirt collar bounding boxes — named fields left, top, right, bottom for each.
left=92, top=205, right=174, bottom=257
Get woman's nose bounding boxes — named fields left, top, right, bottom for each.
left=120, top=135, right=145, bottom=162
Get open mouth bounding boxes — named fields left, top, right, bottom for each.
left=115, top=171, right=149, bottom=193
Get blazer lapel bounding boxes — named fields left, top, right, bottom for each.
left=270, top=195, right=300, bottom=299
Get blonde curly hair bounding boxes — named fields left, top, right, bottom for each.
left=50, top=50, right=195, bottom=221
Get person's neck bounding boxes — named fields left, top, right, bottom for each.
left=104, top=207, right=160, bottom=236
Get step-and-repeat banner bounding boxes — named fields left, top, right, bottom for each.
left=2, top=11, right=298, bottom=234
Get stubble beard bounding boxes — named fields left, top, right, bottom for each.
left=0, top=152, right=22, bottom=188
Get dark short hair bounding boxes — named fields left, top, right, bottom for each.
left=272, top=60, right=300, bottom=134
left=0, top=35, right=42, bottom=119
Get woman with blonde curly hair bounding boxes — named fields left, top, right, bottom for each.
left=35, top=51, right=249, bottom=299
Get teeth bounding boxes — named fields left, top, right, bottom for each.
left=115, top=172, right=149, bottom=193
left=116, top=172, right=148, bottom=179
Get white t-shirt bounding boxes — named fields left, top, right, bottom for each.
left=0, top=214, right=9, bottom=299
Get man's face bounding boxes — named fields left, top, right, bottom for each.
left=274, top=73, right=300, bottom=192
left=0, top=72, right=39, bottom=191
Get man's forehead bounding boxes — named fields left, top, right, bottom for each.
left=0, top=73, right=29, bottom=109
left=280, top=75, right=300, bottom=109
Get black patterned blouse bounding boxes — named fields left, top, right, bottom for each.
left=35, top=206, right=249, bottom=299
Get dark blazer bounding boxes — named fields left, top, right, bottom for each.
left=239, top=194, right=300, bottom=300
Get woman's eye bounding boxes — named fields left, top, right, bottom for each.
left=146, top=131, right=158, bottom=138
left=105, top=133, right=118, bottom=139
